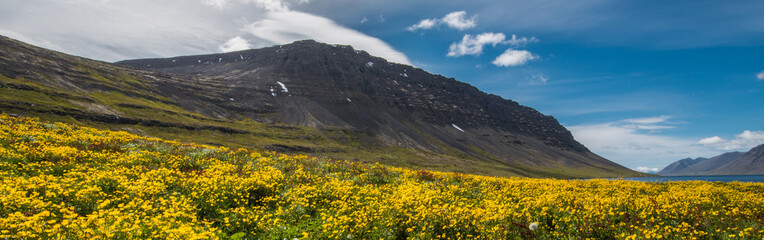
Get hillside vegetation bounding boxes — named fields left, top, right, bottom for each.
left=1, top=115, right=763, bottom=239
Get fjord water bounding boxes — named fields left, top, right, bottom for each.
left=614, top=175, right=764, bottom=183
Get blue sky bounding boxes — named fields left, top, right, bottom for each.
left=1, top=0, right=763, bottom=172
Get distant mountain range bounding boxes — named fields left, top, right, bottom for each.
left=0, top=35, right=642, bottom=178
left=658, top=143, right=764, bottom=176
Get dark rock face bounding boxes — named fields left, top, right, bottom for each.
left=0, top=35, right=638, bottom=177
left=118, top=40, right=587, bottom=151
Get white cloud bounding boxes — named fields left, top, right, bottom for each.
left=568, top=116, right=719, bottom=170
left=219, top=36, right=252, bottom=52
left=407, top=18, right=438, bottom=31
left=360, top=17, right=368, bottom=24
left=407, top=11, right=476, bottom=31
left=441, top=11, right=477, bottom=30
left=492, top=48, right=538, bottom=67
left=446, top=32, right=539, bottom=67
left=243, top=10, right=411, bottom=65
left=447, top=33, right=506, bottom=57
left=697, top=130, right=764, bottom=151
left=635, top=167, right=660, bottom=173
left=757, top=70, right=764, bottom=80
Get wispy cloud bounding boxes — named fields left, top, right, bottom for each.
left=698, top=130, right=764, bottom=151
left=492, top=48, right=537, bottom=67
left=620, top=116, right=680, bottom=132
left=622, top=116, right=672, bottom=124
left=523, top=74, right=548, bottom=85
left=408, top=11, right=476, bottom=31
left=567, top=116, right=718, bottom=169
left=757, top=70, right=764, bottom=80
left=505, top=34, right=539, bottom=47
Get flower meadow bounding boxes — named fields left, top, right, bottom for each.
left=1, top=114, right=763, bottom=240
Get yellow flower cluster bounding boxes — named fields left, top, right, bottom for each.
left=1, top=114, right=763, bottom=239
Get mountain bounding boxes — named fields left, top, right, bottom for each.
left=657, top=157, right=707, bottom=175
left=0, top=35, right=640, bottom=178
left=659, top=152, right=742, bottom=176
left=658, top=145, right=764, bottom=176
left=710, top=144, right=764, bottom=175
left=680, top=152, right=745, bottom=175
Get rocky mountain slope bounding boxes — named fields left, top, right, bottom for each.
left=710, top=144, right=764, bottom=175
left=0, top=35, right=640, bottom=178
left=659, top=144, right=764, bottom=176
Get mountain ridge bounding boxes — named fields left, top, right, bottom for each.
left=656, top=157, right=707, bottom=175
left=658, top=144, right=764, bottom=176
left=0, top=35, right=640, bottom=178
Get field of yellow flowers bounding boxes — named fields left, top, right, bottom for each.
left=1, top=114, right=763, bottom=239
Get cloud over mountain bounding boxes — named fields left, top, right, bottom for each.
left=0, top=0, right=409, bottom=65
left=219, top=36, right=253, bottom=52
left=242, top=10, right=411, bottom=64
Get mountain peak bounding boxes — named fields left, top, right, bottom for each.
left=119, top=40, right=587, bottom=151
